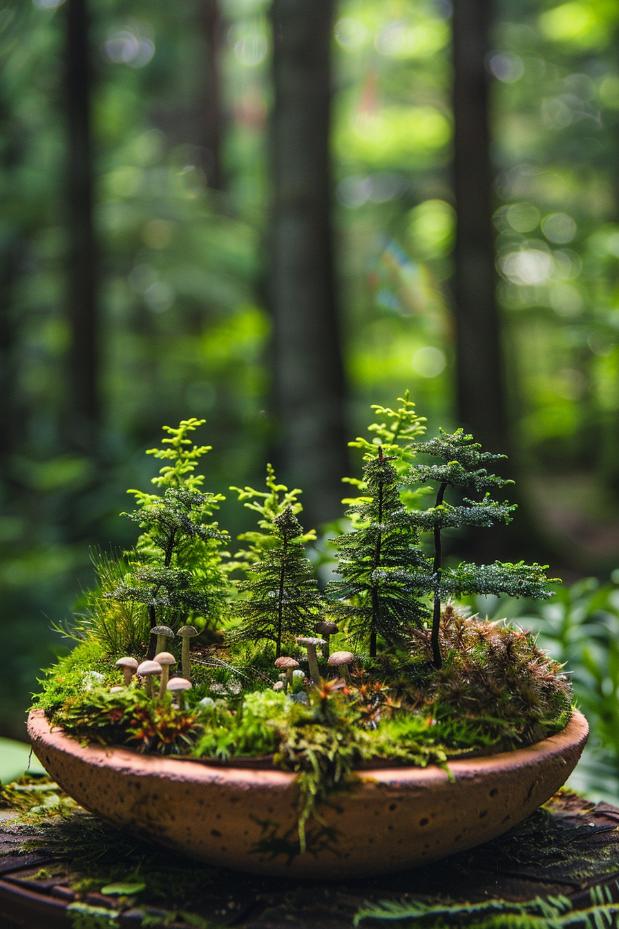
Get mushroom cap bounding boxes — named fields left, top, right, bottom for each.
left=137, top=659, right=163, bottom=677
left=115, top=657, right=139, bottom=670
left=166, top=677, right=192, bottom=693
left=178, top=625, right=199, bottom=638
left=292, top=669, right=305, bottom=680
left=274, top=656, right=300, bottom=670
left=109, top=685, right=125, bottom=693
left=151, top=625, right=174, bottom=638
left=154, top=651, right=177, bottom=667
left=272, top=680, right=285, bottom=691
left=327, top=650, right=355, bottom=667
left=316, top=620, right=339, bottom=635
left=295, top=636, right=326, bottom=648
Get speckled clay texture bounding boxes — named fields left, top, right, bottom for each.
left=27, top=708, right=588, bottom=878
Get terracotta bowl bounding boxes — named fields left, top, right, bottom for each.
left=27, top=708, right=588, bottom=878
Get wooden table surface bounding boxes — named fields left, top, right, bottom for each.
left=2, top=783, right=619, bottom=928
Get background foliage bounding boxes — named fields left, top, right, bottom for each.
left=1, top=0, right=618, bottom=797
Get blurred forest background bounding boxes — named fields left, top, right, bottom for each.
left=1, top=0, right=619, bottom=792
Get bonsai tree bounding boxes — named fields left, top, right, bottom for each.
left=232, top=506, right=322, bottom=657
left=328, top=446, right=429, bottom=657
left=108, top=419, right=230, bottom=657
left=406, top=429, right=553, bottom=668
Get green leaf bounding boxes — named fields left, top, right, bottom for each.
left=0, top=737, right=45, bottom=784
left=100, top=881, right=146, bottom=896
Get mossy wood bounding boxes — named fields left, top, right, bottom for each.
left=2, top=782, right=619, bottom=928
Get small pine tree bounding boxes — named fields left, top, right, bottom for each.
left=108, top=420, right=230, bottom=656
left=406, top=429, right=554, bottom=668
left=230, top=504, right=322, bottom=657
left=328, top=446, right=429, bottom=657
left=230, top=463, right=315, bottom=569
left=342, top=390, right=426, bottom=509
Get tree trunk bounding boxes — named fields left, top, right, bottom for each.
left=450, top=0, right=544, bottom=560
left=451, top=0, right=508, bottom=456
left=64, top=0, right=99, bottom=446
left=269, top=0, right=348, bottom=528
left=197, top=0, right=225, bottom=190
left=0, top=91, right=22, bottom=474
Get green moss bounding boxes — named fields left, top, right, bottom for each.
left=32, top=639, right=109, bottom=715
left=52, top=685, right=200, bottom=755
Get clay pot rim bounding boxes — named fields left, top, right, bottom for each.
left=28, top=707, right=588, bottom=788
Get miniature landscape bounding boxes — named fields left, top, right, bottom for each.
left=30, top=396, right=574, bottom=849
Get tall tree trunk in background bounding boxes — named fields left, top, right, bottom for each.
left=64, top=0, right=99, bottom=446
left=269, top=0, right=348, bottom=528
left=0, top=91, right=22, bottom=475
left=452, top=0, right=508, bottom=456
left=198, top=0, right=225, bottom=190
left=451, top=0, right=540, bottom=559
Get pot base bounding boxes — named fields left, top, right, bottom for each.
left=27, top=709, right=588, bottom=878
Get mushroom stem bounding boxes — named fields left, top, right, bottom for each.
left=181, top=636, right=191, bottom=680
left=159, top=666, right=170, bottom=698
left=322, top=637, right=331, bottom=662
left=122, top=667, right=134, bottom=686
left=285, top=668, right=294, bottom=691
left=156, top=633, right=166, bottom=654
left=306, top=644, right=320, bottom=684
left=145, top=676, right=153, bottom=699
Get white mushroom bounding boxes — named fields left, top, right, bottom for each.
left=167, top=676, right=192, bottom=708
left=327, top=650, right=355, bottom=683
left=315, top=620, right=339, bottom=660
left=137, top=659, right=162, bottom=699
left=115, top=656, right=139, bottom=686
left=151, top=624, right=175, bottom=655
left=154, top=651, right=177, bottom=698
left=295, top=637, right=326, bottom=684
left=274, top=656, right=300, bottom=692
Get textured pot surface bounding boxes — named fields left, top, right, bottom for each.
left=28, top=708, right=588, bottom=878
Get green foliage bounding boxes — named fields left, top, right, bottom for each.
left=422, top=607, right=572, bottom=750
left=130, top=418, right=215, bottom=500
left=274, top=680, right=371, bottom=851
left=329, top=448, right=429, bottom=656
left=406, top=429, right=555, bottom=666
left=353, top=880, right=619, bottom=928
left=53, top=551, right=150, bottom=656
left=442, top=561, right=553, bottom=600
left=229, top=505, right=323, bottom=657
left=53, top=685, right=200, bottom=756
left=109, top=421, right=230, bottom=641
left=33, top=639, right=109, bottom=716
left=347, top=390, right=426, bottom=472
left=353, top=889, right=619, bottom=928
left=230, top=463, right=315, bottom=569
left=194, top=690, right=292, bottom=760
left=482, top=575, right=619, bottom=801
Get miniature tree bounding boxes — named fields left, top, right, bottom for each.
left=343, top=390, right=426, bottom=509
left=108, top=419, right=230, bottom=657
left=406, top=429, right=554, bottom=669
left=328, top=446, right=429, bottom=657
left=230, top=480, right=322, bottom=657
left=230, top=463, right=315, bottom=568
